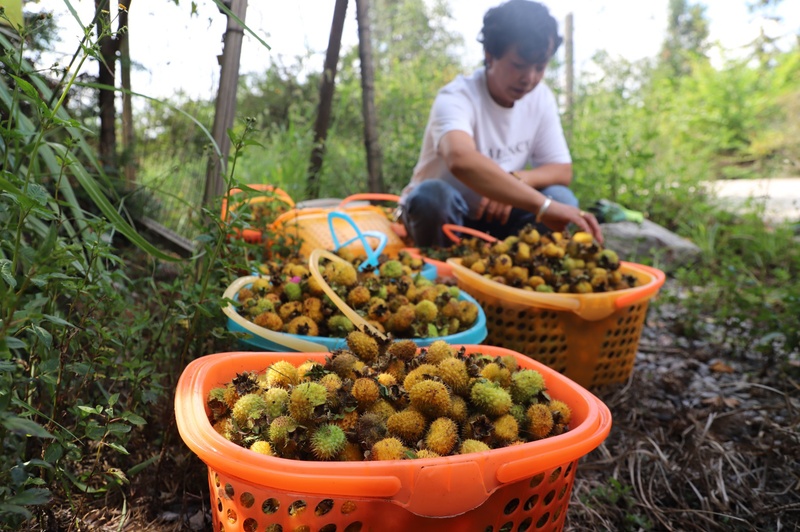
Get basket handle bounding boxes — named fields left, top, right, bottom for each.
left=442, top=224, right=498, bottom=245
left=269, top=206, right=330, bottom=230
left=613, top=262, right=666, bottom=310
left=308, top=249, right=389, bottom=340
left=338, top=193, right=401, bottom=209
left=327, top=211, right=387, bottom=270
left=221, top=184, right=295, bottom=222
left=222, top=275, right=330, bottom=352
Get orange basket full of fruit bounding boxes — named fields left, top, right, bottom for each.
left=175, top=336, right=612, bottom=532
left=444, top=224, right=665, bottom=389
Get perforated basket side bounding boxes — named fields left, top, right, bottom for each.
left=457, top=277, right=650, bottom=389
left=452, top=261, right=660, bottom=389
left=207, top=458, right=579, bottom=532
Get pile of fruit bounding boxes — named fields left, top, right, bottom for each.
left=237, top=253, right=480, bottom=338
left=207, top=335, right=571, bottom=461
left=426, top=226, right=640, bottom=293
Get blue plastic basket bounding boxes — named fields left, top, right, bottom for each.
left=223, top=278, right=487, bottom=352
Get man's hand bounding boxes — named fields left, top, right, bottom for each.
left=476, top=197, right=512, bottom=224
left=541, top=201, right=604, bottom=244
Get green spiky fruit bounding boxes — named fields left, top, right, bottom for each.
left=268, top=415, right=298, bottom=450
left=284, top=282, right=302, bottom=302
left=288, top=382, right=328, bottom=423
left=379, top=260, right=404, bottom=279
left=510, top=369, right=546, bottom=404
left=262, top=387, right=289, bottom=418
left=470, top=379, right=512, bottom=417
left=232, top=393, right=268, bottom=429
left=310, top=424, right=347, bottom=460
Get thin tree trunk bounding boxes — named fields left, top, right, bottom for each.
left=356, top=0, right=384, bottom=193
left=95, top=0, right=117, bottom=171
left=307, top=0, right=349, bottom=199
left=203, top=0, right=248, bottom=207
left=119, top=0, right=135, bottom=183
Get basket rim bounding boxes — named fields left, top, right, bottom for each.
left=174, top=346, right=612, bottom=517
left=447, top=259, right=665, bottom=320
left=222, top=275, right=488, bottom=352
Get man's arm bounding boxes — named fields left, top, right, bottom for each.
left=439, top=130, right=547, bottom=212
left=513, top=163, right=572, bottom=188
left=438, top=130, right=602, bottom=242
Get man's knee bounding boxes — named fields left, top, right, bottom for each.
left=402, top=180, right=466, bottom=247
left=405, top=180, right=453, bottom=215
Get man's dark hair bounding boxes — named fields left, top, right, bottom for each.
left=478, top=0, right=563, bottom=65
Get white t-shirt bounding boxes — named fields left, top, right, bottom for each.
left=402, top=67, right=571, bottom=218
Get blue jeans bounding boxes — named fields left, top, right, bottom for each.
left=401, top=180, right=579, bottom=247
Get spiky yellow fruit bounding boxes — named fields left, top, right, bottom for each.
left=425, top=340, right=453, bottom=364
left=425, top=417, right=458, bottom=456
left=371, top=437, right=407, bottom=461
left=402, top=364, right=439, bottom=391
left=409, top=380, right=452, bottom=419
left=386, top=340, right=417, bottom=360
left=480, top=362, right=512, bottom=388
left=492, top=414, right=519, bottom=444
left=249, top=441, right=274, bottom=456
left=527, top=403, right=554, bottom=439
left=387, top=408, right=427, bottom=444
left=352, top=378, right=381, bottom=410
left=549, top=399, right=572, bottom=425
left=459, top=439, right=491, bottom=455
left=266, top=360, right=298, bottom=389
left=437, top=357, right=470, bottom=396
left=346, top=331, right=380, bottom=362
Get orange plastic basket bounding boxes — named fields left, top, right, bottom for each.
left=270, top=193, right=407, bottom=259
left=448, top=258, right=666, bottom=389
left=175, top=346, right=611, bottom=532
left=221, top=184, right=295, bottom=244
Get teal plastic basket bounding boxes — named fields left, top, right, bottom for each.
left=223, top=277, right=487, bottom=352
